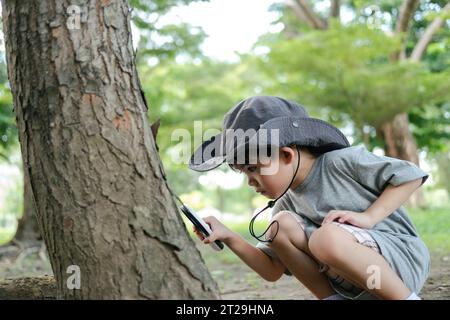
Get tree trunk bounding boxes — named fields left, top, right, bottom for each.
left=13, top=167, right=42, bottom=244
left=381, top=114, right=419, bottom=163
left=330, top=0, right=340, bottom=19
left=380, top=113, right=425, bottom=207
left=1, top=0, right=220, bottom=299
left=380, top=0, right=434, bottom=207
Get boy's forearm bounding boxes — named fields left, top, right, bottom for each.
left=365, top=178, right=423, bottom=224
left=224, top=232, right=283, bottom=281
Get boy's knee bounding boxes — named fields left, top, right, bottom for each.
left=308, top=224, right=347, bottom=264
left=267, top=211, right=295, bottom=239
left=267, top=211, right=307, bottom=250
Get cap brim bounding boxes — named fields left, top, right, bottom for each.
left=261, top=116, right=350, bottom=152
left=189, top=133, right=226, bottom=172
left=189, top=116, right=350, bottom=172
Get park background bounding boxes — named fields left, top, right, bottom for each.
left=0, top=0, right=449, bottom=299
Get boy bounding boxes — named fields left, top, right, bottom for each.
left=188, top=96, right=430, bottom=300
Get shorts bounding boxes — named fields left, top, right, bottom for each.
left=290, top=213, right=381, bottom=300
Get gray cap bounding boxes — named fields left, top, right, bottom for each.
left=189, top=96, right=350, bottom=172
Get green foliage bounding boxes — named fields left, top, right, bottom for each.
left=409, top=102, right=450, bottom=154
left=134, top=1, right=450, bottom=210
left=0, top=170, right=22, bottom=245
left=0, top=227, right=14, bottom=245
left=136, top=22, right=207, bottom=62
left=139, top=57, right=267, bottom=195
left=0, top=173, right=23, bottom=220
left=256, top=1, right=450, bottom=153
left=129, top=0, right=208, bottom=63
left=130, top=0, right=206, bottom=14
left=0, top=63, right=17, bottom=161
left=342, top=1, right=450, bottom=152
left=264, top=22, right=450, bottom=127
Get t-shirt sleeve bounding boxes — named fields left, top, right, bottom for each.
left=353, top=147, right=428, bottom=192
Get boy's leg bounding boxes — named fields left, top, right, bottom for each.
left=308, top=224, right=411, bottom=300
left=268, top=211, right=335, bottom=299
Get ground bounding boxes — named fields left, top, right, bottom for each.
left=0, top=242, right=448, bottom=300
left=214, top=253, right=450, bottom=300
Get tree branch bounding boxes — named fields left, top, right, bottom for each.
left=287, top=0, right=327, bottom=30
left=396, top=0, right=420, bottom=33
left=286, top=0, right=313, bottom=27
left=410, top=2, right=450, bottom=62
left=394, top=0, right=420, bottom=60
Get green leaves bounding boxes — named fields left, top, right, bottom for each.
left=0, top=79, right=16, bottom=157
left=264, top=22, right=450, bottom=129
left=129, top=0, right=208, bottom=62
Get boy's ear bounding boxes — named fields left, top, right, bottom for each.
left=280, top=146, right=295, bottom=164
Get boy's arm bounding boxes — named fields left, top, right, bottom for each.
left=364, top=178, right=423, bottom=224
left=224, top=232, right=286, bottom=282
left=323, top=178, right=423, bottom=228
left=200, top=216, right=285, bottom=281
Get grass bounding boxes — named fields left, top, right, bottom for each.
left=409, top=206, right=450, bottom=254
left=0, top=227, right=14, bottom=245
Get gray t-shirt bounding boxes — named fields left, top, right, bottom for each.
left=257, top=146, right=430, bottom=298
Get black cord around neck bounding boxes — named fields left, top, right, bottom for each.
left=249, top=146, right=301, bottom=243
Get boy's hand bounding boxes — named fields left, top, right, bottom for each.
left=192, top=216, right=233, bottom=245
left=322, top=210, right=377, bottom=229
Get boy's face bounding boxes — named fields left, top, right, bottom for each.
left=232, top=147, right=297, bottom=199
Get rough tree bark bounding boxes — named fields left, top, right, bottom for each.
left=1, top=0, right=220, bottom=299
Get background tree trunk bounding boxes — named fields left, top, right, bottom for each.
left=379, top=0, right=437, bottom=207
left=13, top=168, right=42, bottom=244
left=380, top=113, right=424, bottom=206
left=1, top=0, right=220, bottom=299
